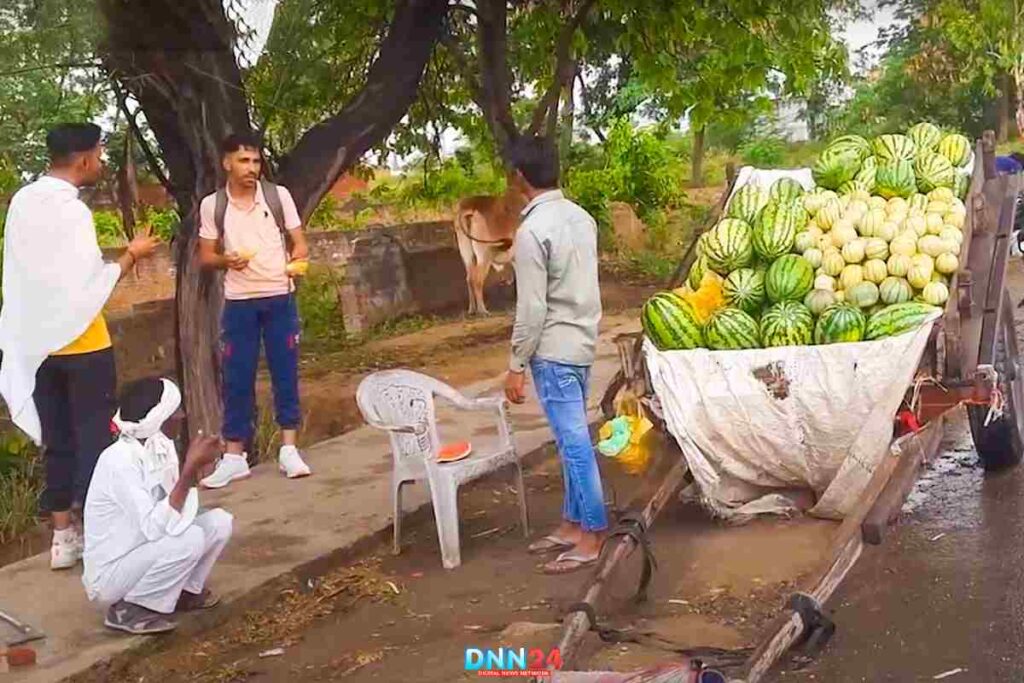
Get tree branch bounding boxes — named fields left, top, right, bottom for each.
left=109, top=76, right=173, bottom=193
left=527, top=0, right=598, bottom=136
left=476, top=0, right=520, bottom=156
left=0, top=61, right=102, bottom=77
left=278, top=0, right=451, bottom=220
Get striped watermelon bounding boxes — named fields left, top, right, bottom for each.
left=853, top=163, right=877, bottom=192
left=760, top=301, right=814, bottom=347
left=705, top=307, right=760, bottom=350
left=872, top=134, right=917, bottom=163
left=703, top=219, right=754, bottom=274
left=722, top=268, right=765, bottom=314
left=826, top=134, right=872, bottom=161
left=753, top=202, right=800, bottom=260
left=727, top=183, right=770, bottom=225
left=765, top=254, right=814, bottom=303
left=875, top=160, right=916, bottom=199
left=914, top=152, right=955, bottom=193
left=814, top=303, right=867, bottom=344
left=641, top=292, right=705, bottom=350
left=907, top=122, right=942, bottom=153
left=953, top=171, right=970, bottom=199
left=769, top=178, right=805, bottom=204
left=938, top=133, right=971, bottom=167
left=865, top=302, right=941, bottom=340
left=813, top=146, right=861, bottom=190
left=687, top=255, right=709, bottom=290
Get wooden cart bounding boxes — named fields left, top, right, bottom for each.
left=555, top=132, right=1024, bottom=682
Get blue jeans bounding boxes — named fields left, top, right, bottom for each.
left=221, top=294, right=300, bottom=443
left=530, top=358, right=608, bottom=533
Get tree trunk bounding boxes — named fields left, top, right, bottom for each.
left=100, top=0, right=449, bottom=438
left=691, top=125, right=706, bottom=188
left=998, top=72, right=1012, bottom=143
left=559, top=63, right=577, bottom=161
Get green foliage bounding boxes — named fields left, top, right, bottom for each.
left=565, top=119, right=685, bottom=248
left=141, top=206, right=179, bottom=242
left=92, top=211, right=125, bottom=247
left=295, top=265, right=347, bottom=351
left=0, top=431, right=41, bottom=544
left=739, top=134, right=786, bottom=167
left=0, top=1, right=108, bottom=177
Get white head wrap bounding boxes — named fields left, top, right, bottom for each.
left=112, top=378, right=182, bottom=496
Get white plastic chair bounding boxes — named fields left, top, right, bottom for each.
left=356, top=369, right=530, bottom=569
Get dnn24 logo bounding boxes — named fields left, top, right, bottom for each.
left=464, top=647, right=562, bottom=677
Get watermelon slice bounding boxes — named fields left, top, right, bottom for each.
left=437, top=441, right=472, bottom=463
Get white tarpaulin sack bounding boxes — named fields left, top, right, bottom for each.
left=644, top=317, right=938, bottom=522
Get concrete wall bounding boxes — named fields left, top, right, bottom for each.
left=101, top=221, right=513, bottom=380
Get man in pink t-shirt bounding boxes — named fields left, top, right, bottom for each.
left=196, top=132, right=312, bottom=487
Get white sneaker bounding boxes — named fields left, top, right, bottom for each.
left=200, top=453, right=251, bottom=489
left=278, top=445, right=311, bottom=479
left=50, top=527, right=83, bottom=570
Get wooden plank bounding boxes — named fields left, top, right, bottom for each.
left=861, top=415, right=945, bottom=545
left=732, top=438, right=904, bottom=683
left=555, top=457, right=690, bottom=671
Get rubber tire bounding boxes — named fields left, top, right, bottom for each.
left=968, top=294, right=1024, bottom=471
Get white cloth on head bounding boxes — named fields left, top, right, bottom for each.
left=83, top=378, right=206, bottom=602
left=0, top=176, right=121, bottom=443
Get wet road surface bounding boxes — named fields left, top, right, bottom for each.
left=771, top=414, right=1024, bottom=682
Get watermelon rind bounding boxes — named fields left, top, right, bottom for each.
left=765, top=254, right=814, bottom=303
left=865, top=301, right=941, bottom=340
left=722, top=268, right=766, bottom=315
left=760, top=301, right=814, bottom=347
left=641, top=292, right=705, bottom=350
left=703, top=218, right=754, bottom=274
left=705, top=307, right=761, bottom=350
left=813, top=303, right=867, bottom=344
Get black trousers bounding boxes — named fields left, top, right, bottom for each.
left=34, top=348, right=117, bottom=513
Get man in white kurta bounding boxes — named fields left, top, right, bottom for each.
left=83, top=377, right=232, bottom=635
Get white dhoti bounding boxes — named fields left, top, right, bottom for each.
left=88, top=509, right=233, bottom=614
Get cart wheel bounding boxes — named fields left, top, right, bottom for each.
left=969, top=292, right=1024, bottom=471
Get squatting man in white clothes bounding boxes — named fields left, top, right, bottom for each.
left=82, top=377, right=233, bottom=635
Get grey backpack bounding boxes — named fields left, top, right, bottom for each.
left=213, top=178, right=292, bottom=253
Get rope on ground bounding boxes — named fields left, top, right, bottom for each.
left=602, top=510, right=657, bottom=602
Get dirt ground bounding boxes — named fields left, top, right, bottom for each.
left=74, top=436, right=837, bottom=682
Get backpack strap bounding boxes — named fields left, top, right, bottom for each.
left=214, top=188, right=229, bottom=254
left=260, top=178, right=290, bottom=243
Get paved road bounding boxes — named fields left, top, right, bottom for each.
left=770, top=413, right=1024, bottom=682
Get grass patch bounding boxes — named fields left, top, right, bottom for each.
left=0, top=432, right=42, bottom=545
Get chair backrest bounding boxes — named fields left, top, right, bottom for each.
left=356, top=369, right=452, bottom=463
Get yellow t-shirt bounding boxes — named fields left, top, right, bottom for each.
left=52, top=314, right=112, bottom=356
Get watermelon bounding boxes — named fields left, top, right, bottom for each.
left=813, top=146, right=861, bottom=190
left=705, top=307, right=761, bottom=350
left=873, top=134, right=917, bottom=163
left=753, top=203, right=800, bottom=260
left=826, top=134, right=872, bottom=161
left=769, top=178, right=806, bottom=204
left=879, top=276, right=913, bottom=304
left=875, top=160, right=916, bottom=199
left=914, top=152, right=955, bottom=193
left=907, top=122, right=942, bottom=153
left=938, top=133, right=972, bottom=167
left=853, top=163, right=877, bottom=193
left=760, top=301, right=814, bottom=347
left=722, top=268, right=766, bottom=315
left=865, top=302, right=941, bottom=340
left=814, top=303, right=867, bottom=344
left=838, top=178, right=872, bottom=195
left=727, top=183, right=770, bottom=225
left=953, top=172, right=970, bottom=200
left=687, top=255, right=709, bottom=290
left=765, top=254, right=814, bottom=303
left=703, top=218, right=754, bottom=274
left=641, top=293, right=704, bottom=350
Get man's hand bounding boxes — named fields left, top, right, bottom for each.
left=183, top=434, right=222, bottom=474
left=505, top=370, right=527, bottom=405
left=223, top=252, right=250, bottom=271
left=127, top=228, right=160, bottom=261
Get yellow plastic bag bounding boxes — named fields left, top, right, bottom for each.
left=611, top=395, right=655, bottom=475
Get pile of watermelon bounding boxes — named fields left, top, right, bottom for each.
left=641, top=124, right=967, bottom=352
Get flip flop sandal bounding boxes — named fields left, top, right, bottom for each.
left=540, top=550, right=599, bottom=575
left=527, top=535, right=575, bottom=555
left=104, top=601, right=177, bottom=635
left=176, top=589, right=221, bottom=612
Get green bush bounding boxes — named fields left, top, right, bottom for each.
left=0, top=431, right=41, bottom=545
left=564, top=118, right=685, bottom=249
left=296, top=265, right=347, bottom=350
left=93, top=211, right=126, bottom=246
left=141, top=206, right=179, bottom=242
left=739, top=135, right=786, bottom=168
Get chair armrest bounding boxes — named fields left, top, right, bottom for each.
left=363, top=417, right=428, bottom=435
left=438, top=391, right=506, bottom=413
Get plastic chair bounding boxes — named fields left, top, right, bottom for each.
left=356, top=369, right=530, bottom=569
